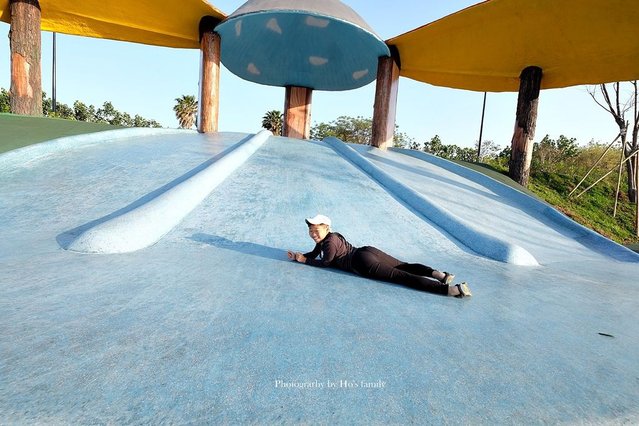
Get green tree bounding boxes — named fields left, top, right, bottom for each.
left=40, top=91, right=75, bottom=119
left=133, top=114, right=161, bottom=128
left=73, top=101, right=94, bottom=122
left=310, top=116, right=371, bottom=144
left=498, top=146, right=512, bottom=160
left=532, top=134, right=578, bottom=173
left=422, top=135, right=480, bottom=161
left=450, top=145, right=477, bottom=162
left=2, top=87, right=160, bottom=127
left=42, top=91, right=52, bottom=116
left=173, top=95, right=198, bottom=129
left=96, top=101, right=120, bottom=124
left=133, top=114, right=148, bottom=127
left=310, top=122, right=334, bottom=141
left=50, top=102, right=76, bottom=120
left=423, top=135, right=446, bottom=156
left=475, top=139, right=501, bottom=161
left=0, top=88, right=10, bottom=113
left=261, top=110, right=283, bottom=135
left=310, top=116, right=414, bottom=147
left=119, top=112, right=134, bottom=127
left=407, top=140, right=421, bottom=150
left=333, top=116, right=372, bottom=144
left=486, top=146, right=512, bottom=170
left=394, top=128, right=416, bottom=149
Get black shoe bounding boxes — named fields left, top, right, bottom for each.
left=454, top=282, right=472, bottom=298
left=440, top=272, right=455, bottom=285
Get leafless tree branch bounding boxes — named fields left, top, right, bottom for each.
left=601, top=84, right=615, bottom=114
left=588, top=81, right=638, bottom=203
left=588, top=85, right=613, bottom=113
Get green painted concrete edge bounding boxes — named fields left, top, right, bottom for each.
left=627, top=243, right=639, bottom=252
left=0, top=113, right=120, bottom=155
left=450, top=159, right=541, bottom=200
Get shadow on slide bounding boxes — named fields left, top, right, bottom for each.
left=188, top=233, right=290, bottom=263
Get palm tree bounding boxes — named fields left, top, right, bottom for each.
left=261, top=110, right=283, bottom=135
left=173, top=95, right=198, bottom=129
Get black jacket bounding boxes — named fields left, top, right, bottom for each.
left=304, top=232, right=356, bottom=271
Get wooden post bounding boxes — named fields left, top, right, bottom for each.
left=283, top=86, right=312, bottom=139
left=371, top=47, right=400, bottom=150
left=198, top=17, right=221, bottom=133
left=509, top=66, right=542, bottom=186
left=9, top=0, right=42, bottom=116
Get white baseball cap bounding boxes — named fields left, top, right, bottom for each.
left=305, top=214, right=331, bottom=226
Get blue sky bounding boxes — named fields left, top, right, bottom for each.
left=0, top=0, right=621, bottom=149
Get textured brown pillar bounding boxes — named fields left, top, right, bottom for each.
left=9, top=0, right=42, bottom=116
left=283, top=86, right=312, bottom=139
left=371, top=49, right=400, bottom=150
left=509, top=66, right=542, bottom=186
left=198, top=17, right=221, bottom=133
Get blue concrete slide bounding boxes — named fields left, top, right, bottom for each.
left=1, top=130, right=638, bottom=423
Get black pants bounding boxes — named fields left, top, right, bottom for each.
left=351, top=246, right=449, bottom=295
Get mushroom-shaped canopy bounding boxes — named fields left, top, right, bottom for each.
left=388, top=0, right=639, bottom=92
left=215, top=0, right=390, bottom=91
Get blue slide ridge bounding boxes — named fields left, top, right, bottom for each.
left=324, top=137, right=539, bottom=266
left=395, top=148, right=639, bottom=263
left=61, top=130, right=271, bottom=254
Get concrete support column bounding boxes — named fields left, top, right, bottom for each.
left=509, top=66, right=543, bottom=186
left=283, top=86, right=312, bottom=139
left=198, top=16, right=221, bottom=133
left=9, top=0, right=42, bottom=116
left=371, top=48, right=400, bottom=150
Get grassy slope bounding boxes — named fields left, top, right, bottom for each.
left=0, top=113, right=118, bottom=154
left=528, top=171, right=639, bottom=245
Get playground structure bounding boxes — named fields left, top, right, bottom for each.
left=1, top=125, right=639, bottom=423
left=2, top=1, right=639, bottom=422
left=2, top=0, right=638, bottom=186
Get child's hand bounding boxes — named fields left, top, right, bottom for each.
left=287, top=251, right=306, bottom=263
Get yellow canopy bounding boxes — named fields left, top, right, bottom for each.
left=388, top=0, right=639, bottom=92
left=0, top=0, right=225, bottom=49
